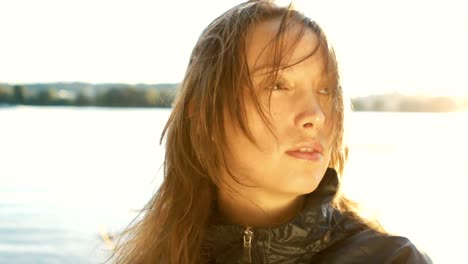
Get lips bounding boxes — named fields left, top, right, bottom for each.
left=286, top=150, right=322, bottom=161
left=286, top=141, right=324, bottom=161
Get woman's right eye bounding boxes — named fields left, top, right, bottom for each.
left=268, top=82, right=288, bottom=91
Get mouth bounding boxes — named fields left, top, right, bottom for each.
left=286, top=150, right=322, bottom=161
left=285, top=141, right=324, bottom=161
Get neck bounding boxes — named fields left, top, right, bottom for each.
left=216, top=186, right=306, bottom=227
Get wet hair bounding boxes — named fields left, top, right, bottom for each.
left=111, top=1, right=383, bottom=263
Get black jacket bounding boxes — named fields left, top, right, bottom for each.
left=201, top=168, right=432, bottom=263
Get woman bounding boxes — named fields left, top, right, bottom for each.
left=112, top=1, right=432, bottom=263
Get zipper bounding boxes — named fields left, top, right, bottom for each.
left=242, top=226, right=253, bottom=263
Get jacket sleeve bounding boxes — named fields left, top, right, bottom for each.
left=314, top=229, right=433, bottom=264
left=383, top=238, right=433, bottom=264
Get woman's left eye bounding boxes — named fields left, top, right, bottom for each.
left=269, top=82, right=288, bottom=91
left=317, top=88, right=331, bottom=95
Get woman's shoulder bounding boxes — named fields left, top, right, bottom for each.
left=316, top=228, right=433, bottom=264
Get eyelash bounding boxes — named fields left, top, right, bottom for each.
left=317, top=88, right=331, bottom=96
left=268, top=81, right=288, bottom=91
left=268, top=81, right=331, bottom=96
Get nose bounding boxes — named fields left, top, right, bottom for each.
left=296, top=97, right=325, bottom=132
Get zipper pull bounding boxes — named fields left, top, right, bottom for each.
left=242, top=226, right=253, bottom=263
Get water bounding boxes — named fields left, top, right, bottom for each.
left=1, top=106, right=169, bottom=264
left=1, top=106, right=467, bottom=263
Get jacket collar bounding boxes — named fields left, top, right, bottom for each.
left=201, top=168, right=352, bottom=263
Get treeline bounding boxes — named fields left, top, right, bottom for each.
left=351, top=93, right=467, bottom=112
left=0, top=83, right=177, bottom=107
left=1, top=82, right=467, bottom=111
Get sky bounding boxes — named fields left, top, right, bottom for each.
left=0, top=0, right=467, bottom=97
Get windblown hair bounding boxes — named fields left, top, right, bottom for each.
left=111, top=1, right=384, bottom=263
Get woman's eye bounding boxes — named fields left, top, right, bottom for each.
left=268, top=82, right=288, bottom=91
left=317, top=88, right=331, bottom=95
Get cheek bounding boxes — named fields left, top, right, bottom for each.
left=256, top=96, right=291, bottom=128
left=221, top=123, right=277, bottom=185
left=323, top=117, right=334, bottom=139
left=244, top=94, right=282, bottom=138
left=222, top=105, right=274, bottom=158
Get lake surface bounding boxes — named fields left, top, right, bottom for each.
left=1, top=106, right=467, bottom=263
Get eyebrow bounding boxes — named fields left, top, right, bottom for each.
left=250, top=64, right=291, bottom=77
left=250, top=65, right=331, bottom=88
left=250, top=53, right=315, bottom=76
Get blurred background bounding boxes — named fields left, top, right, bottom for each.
left=1, top=0, right=467, bottom=263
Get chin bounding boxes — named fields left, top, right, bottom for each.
left=282, top=172, right=325, bottom=195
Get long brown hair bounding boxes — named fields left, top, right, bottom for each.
left=111, top=1, right=383, bottom=263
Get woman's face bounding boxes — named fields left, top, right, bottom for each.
left=221, top=18, right=335, bottom=197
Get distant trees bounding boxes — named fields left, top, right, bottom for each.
left=398, top=96, right=457, bottom=112
left=0, top=82, right=464, bottom=111
left=158, top=89, right=176, bottom=107
left=75, top=92, right=93, bottom=106
left=96, top=86, right=143, bottom=107
left=95, top=86, right=174, bottom=107
left=36, top=88, right=58, bottom=105
left=351, top=93, right=461, bottom=112
left=0, top=85, right=14, bottom=104
left=13, top=85, right=26, bottom=104
left=430, top=97, right=458, bottom=112
left=0, top=83, right=177, bottom=108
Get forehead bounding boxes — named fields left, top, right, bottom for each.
left=245, top=17, right=325, bottom=75
left=246, top=18, right=324, bottom=74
